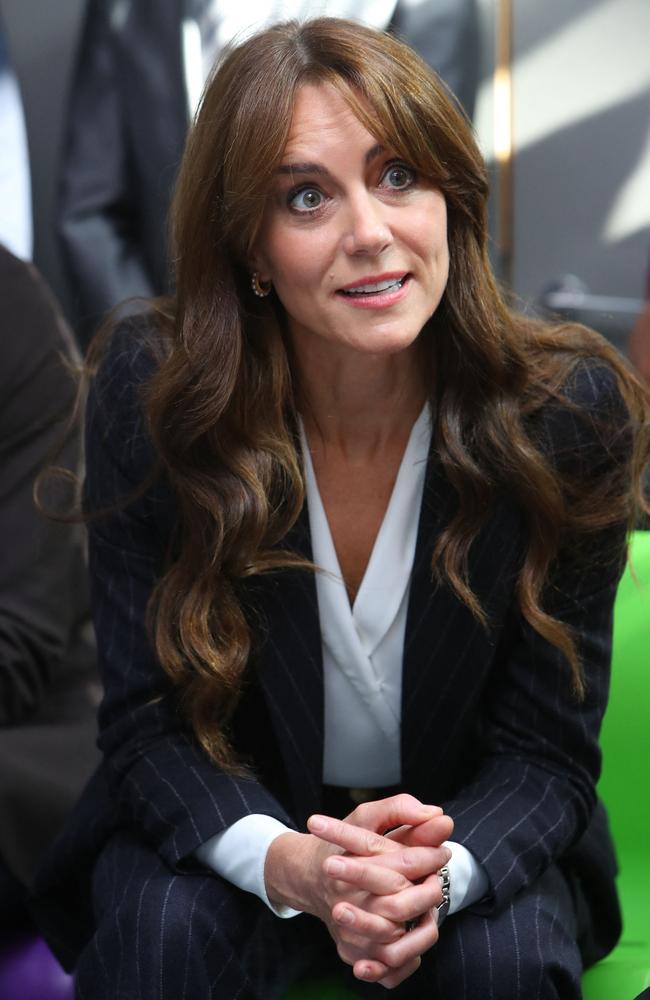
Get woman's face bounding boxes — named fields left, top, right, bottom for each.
left=251, top=83, right=449, bottom=361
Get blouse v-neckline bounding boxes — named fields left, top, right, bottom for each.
left=300, top=406, right=431, bottom=646
left=299, top=407, right=431, bottom=785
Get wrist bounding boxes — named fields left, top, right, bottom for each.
left=264, top=831, right=330, bottom=916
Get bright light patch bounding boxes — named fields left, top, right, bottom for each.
left=603, top=127, right=650, bottom=242
left=513, top=0, right=650, bottom=150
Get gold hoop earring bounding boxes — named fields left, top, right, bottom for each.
left=251, top=272, right=272, bottom=298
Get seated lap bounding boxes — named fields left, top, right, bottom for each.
left=77, top=833, right=581, bottom=1000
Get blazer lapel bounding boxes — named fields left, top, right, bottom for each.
left=252, top=503, right=324, bottom=821
left=401, top=452, right=524, bottom=799
left=401, top=452, right=456, bottom=790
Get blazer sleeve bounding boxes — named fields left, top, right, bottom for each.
left=59, top=0, right=155, bottom=338
left=442, top=361, right=631, bottom=913
left=86, top=326, right=295, bottom=870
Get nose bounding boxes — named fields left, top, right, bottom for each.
left=341, top=190, right=392, bottom=257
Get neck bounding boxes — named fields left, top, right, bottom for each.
left=294, top=339, right=428, bottom=461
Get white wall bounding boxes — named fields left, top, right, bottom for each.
left=474, top=0, right=649, bottom=330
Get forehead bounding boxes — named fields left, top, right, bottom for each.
left=280, top=83, right=378, bottom=163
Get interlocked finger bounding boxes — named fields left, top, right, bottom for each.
left=378, top=955, right=423, bottom=989
left=331, top=901, right=406, bottom=946
left=369, top=871, right=444, bottom=924
left=324, top=855, right=411, bottom=895
left=309, top=815, right=398, bottom=856
left=324, top=845, right=449, bottom=890
left=371, top=906, right=439, bottom=971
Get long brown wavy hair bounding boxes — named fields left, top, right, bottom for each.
left=127, top=18, right=649, bottom=772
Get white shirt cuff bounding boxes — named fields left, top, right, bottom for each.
left=444, top=840, right=490, bottom=914
left=194, top=814, right=301, bottom=918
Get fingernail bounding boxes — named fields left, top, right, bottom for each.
left=325, top=857, right=346, bottom=876
left=357, top=965, right=373, bottom=980
left=308, top=815, right=326, bottom=833
left=337, top=906, right=354, bottom=925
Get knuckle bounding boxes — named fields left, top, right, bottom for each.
left=392, top=874, right=410, bottom=893
left=352, top=802, right=369, bottom=821
left=356, top=863, right=372, bottom=887
left=383, top=897, right=406, bottom=922
left=369, top=832, right=386, bottom=853
left=399, top=850, right=416, bottom=871
left=396, top=792, right=419, bottom=811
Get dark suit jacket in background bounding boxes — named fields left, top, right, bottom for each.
left=0, top=244, right=100, bottom=888
left=34, top=322, right=624, bottom=970
left=58, top=0, right=480, bottom=342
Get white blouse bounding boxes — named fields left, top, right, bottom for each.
left=303, top=405, right=430, bottom=787
left=196, top=408, right=488, bottom=917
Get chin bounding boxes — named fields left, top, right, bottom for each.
left=350, top=326, right=423, bottom=357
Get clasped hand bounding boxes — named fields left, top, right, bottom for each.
left=264, top=794, right=453, bottom=989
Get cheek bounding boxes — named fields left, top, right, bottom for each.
left=439, top=239, right=450, bottom=281
left=273, top=254, right=309, bottom=287
left=425, top=224, right=449, bottom=275
left=268, top=240, right=331, bottom=301
left=267, top=248, right=321, bottom=322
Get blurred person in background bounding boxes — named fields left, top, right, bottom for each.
left=0, top=244, right=99, bottom=934
left=0, top=16, right=32, bottom=261
left=59, top=0, right=480, bottom=344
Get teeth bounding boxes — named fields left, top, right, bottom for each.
left=342, top=277, right=405, bottom=296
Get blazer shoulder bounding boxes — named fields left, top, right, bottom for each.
left=90, top=313, right=164, bottom=428
left=529, top=357, right=631, bottom=478
left=85, top=313, right=170, bottom=504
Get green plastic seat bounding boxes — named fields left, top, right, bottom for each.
left=283, top=532, right=650, bottom=1000
left=582, top=530, right=650, bottom=998
left=282, top=977, right=355, bottom=999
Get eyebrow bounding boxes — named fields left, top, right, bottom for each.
left=277, top=143, right=386, bottom=177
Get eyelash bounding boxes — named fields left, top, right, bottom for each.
left=286, top=160, right=417, bottom=215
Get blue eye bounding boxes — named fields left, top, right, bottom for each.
left=289, top=187, right=323, bottom=212
left=382, top=163, right=416, bottom=190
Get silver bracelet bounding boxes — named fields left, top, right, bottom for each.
left=405, top=864, right=451, bottom=932
left=436, top=865, right=451, bottom=924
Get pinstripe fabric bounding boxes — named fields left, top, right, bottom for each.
left=75, top=830, right=336, bottom=1000
left=75, top=831, right=581, bottom=1000
left=32, top=324, right=625, bottom=991
left=350, top=864, right=581, bottom=999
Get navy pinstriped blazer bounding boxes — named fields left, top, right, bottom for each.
left=33, top=324, right=626, bottom=970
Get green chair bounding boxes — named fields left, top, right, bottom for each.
left=283, top=977, right=355, bottom=999
left=284, top=532, right=650, bottom=1000
left=582, top=530, right=650, bottom=999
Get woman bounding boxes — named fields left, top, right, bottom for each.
left=34, top=17, right=649, bottom=1000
